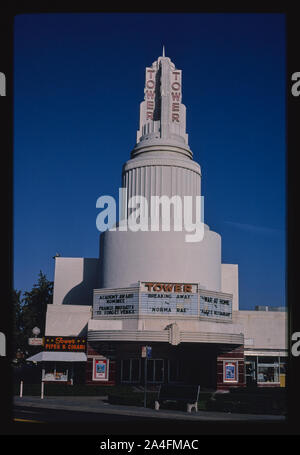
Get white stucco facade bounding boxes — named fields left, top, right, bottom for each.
left=53, top=257, right=99, bottom=306
left=233, top=310, right=287, bottom=353
left=99, top=228, right=222, bottom=291
left=45, top=304, right=91, bottom=336
left=221, top=264, right=239, bottom=312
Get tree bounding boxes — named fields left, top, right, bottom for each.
left=13, top=271, right=53, bottom=358
left=12, top=289, right=26, bottom=352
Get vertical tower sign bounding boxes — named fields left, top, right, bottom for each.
left=171, top=70, right=181, bottom=123
left=136, top=48, right=189, bottom=149
left=145, top=67, right=157, bottom=120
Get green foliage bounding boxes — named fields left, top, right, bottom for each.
left=13, top=271, right=53, bottom=359
left=12, top=289, right=26, bottom=352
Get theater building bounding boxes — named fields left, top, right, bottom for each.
left=41, top=50, right=287, bottom=390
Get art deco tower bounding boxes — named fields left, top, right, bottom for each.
left=99, top=49, right=222, bottom=292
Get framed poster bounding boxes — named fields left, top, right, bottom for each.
left=223, top=361, right=238, bottom=383
left=92, top=358, right=109, bottom=381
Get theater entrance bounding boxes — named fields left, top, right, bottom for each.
left=117, top=341, right=218, bottom=389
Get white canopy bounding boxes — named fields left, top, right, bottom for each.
left=26, top=351, right=87, bottom=362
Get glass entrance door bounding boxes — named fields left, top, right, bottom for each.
left=168, top=359, right=183, bottom=383
left=146, top=359, right=164, bottom=383
left=121, top=359, right=141, bottom=383
left=245, top=360, right=256, bottom=386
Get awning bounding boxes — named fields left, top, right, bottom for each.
left=26, top=351, right=87, bottom=362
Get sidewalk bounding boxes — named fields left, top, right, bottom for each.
left=14, top=395, right=286, bottom=422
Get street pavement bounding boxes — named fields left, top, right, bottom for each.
left=13, top=395, right=285, bottom=423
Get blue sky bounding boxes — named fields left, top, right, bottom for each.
left=13, top=13, right=286, bottom=310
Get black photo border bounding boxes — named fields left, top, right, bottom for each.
left=1, top=3, right=299, bottom=443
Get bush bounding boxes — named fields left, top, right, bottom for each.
left=206, top=388, right=286, bottom=415
left=108, top=393, right=156, bottom=408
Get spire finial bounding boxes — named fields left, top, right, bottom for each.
left=162, top=45, right=165, bottom=57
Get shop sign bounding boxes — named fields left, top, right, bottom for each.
left=28, top=337, right=44, bottom=346
left=93, top=358, right=109, bottom=381
left=44, top=337, right=86, bottom=352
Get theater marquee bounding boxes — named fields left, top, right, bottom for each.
left=141, top=281, right=198, bottom=316
left=93, top=282, right=232, bottom=320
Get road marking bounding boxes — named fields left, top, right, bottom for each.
left=14, top=418, right=44, bottom=423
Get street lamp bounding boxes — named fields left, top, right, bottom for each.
left=32, top=327, right=40, bottom=337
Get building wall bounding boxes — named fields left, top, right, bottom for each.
left=88, top=317, right=244, bottom=335
left=45, top=304, right=91, bottom=336
left=53, top=257, right=100, bottom=305
left=99, top=227, right=222, bottom=291
left=221, top=264, right=239, bottom=311
left=233, top=310, right=287, bottom=351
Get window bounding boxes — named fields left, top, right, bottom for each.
left=279, top=357, right=287, bottom=374
left=257, top=356, right=280, bottom=383
left=146, top=359, right=164, bottom=383
left=42, top=362, right=68, bottom=382
left=121, top=359, right=141, bottom=383
left=279, top=357, right=287, bottom=387
left=257, top=365, right=279, bottom=383
left=154, top=359, right=164, bottom=382
left=168, top=359, right=183, bottom=383
left=258, top=356, right=279, bottom=364
left=131, top=359, right=140, bottom=382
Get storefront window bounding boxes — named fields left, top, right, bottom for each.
left=279, top=357, right=287, bottom=374
left=121, top=359, right=130, bottom=382
left=279, top=357, right=287, bottom=387
left=146, top=359, right=164, bottom=383
left=121, top=359, right=165, bottom=383
left=42, top=362, right=69, bottom=382
left=154, top=359, right=164, bottom=382
left=258, top=356, right=279, bottom=364
left=169, top=359, right=183, bottom=383
left=257, top=357, right=279, bottom=383
left=121, top=359, right=140, bottom=383
left=131, top=359, right=140, bottom=382
left=147, top=359, right=154, bottom=382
